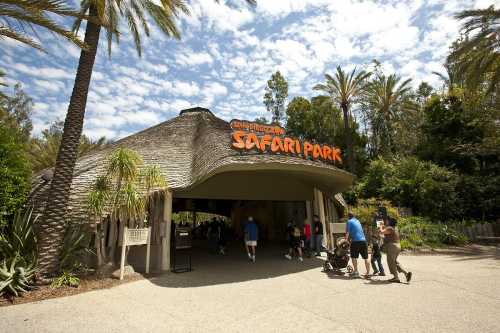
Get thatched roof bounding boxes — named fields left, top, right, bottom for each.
left=31, top=107, right=354, bottom=222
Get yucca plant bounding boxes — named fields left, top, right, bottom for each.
left=59, top=224, right=94, bottom=272
left=0, top=254, right=35, bottom=297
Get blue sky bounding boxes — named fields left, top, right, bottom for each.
left=0, top=0, right=497, bottom=140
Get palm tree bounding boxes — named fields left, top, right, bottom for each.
left=0, top=0, right=87, bottom=50
left=449, top=5, right=500, bottom=93
left=362, top=74, right=416, bottom=156
left=314, top=66, right=371, bottom=172
left=35, top=0, right=189, bottom=281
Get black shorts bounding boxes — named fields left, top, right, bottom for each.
left=350, top=241, right=368, bottom=259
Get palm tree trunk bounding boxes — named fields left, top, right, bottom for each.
left=342, top=104, right=355, bottom=173
left=36, top=6, right=101, bottom=282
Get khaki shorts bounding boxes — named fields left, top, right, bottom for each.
left=246, top=240, right=257, bottom=246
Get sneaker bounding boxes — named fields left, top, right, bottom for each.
left=406, top=272, right=412, bottom=283
left=285, top=254, right=292, bottom=260
left=349, top=271, right=360, bottom=278
left=379, top=272, right=386, bottom=276
left=373, top=270, right=379, bottom=276
left=388, top=277, right=401, bottom=283
left=298, top=257, right=303, bottom=262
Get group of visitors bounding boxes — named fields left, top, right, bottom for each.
left=283, top=215, right=324, bottom=261
left=346, top=212, right=412, bottom=283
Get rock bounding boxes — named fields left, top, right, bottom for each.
left=111, top=265, right=135, bottom=279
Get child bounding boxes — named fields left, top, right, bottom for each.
left=285, top=223, right=303, bottom=262
left=371, top=234, right=385, bottom=276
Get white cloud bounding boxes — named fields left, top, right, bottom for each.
left=176, top=50, right=214, bottom=66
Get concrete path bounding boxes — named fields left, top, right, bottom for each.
left=2, top=245, right=499, bottom=332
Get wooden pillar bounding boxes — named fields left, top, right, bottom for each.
left=161, top=190, right=173, bottom=271
left=314, top=188, right=331, bottom=251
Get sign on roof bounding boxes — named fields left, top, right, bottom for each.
left=230, top=120, right=342, bottom=164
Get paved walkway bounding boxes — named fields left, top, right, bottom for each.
left=2, top=245, right=500, bottom=332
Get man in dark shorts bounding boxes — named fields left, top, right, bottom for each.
left=345, top=213, right=370, bottom=278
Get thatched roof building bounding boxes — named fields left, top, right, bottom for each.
left=31, top=107, right=353, bottom=223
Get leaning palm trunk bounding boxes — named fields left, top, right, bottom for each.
left=36, top=5, right=101, bottom=281
left=341, top=103, right=355, bottom=173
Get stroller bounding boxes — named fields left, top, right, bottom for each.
left=322, top=238, right=353, bottom=274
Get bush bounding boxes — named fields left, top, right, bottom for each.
left=59, top=224, right=94, bottom=272
left=350, top=198, right=400, bottom=226
left=51, top=271, right=80, bottom=288
left=0, top=207, right=37, bottom=265
left=398, top=216, right=468, bottom=250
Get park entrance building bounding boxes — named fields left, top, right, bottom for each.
left=32, top=107, right=354, bottom=271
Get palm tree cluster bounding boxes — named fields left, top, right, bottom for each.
left=449, top=6, right=500, bottom=93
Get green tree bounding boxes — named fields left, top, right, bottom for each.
left=449, top=5, right=500, bottom=94
left=314, top=66, right=371, bottom=173
left=263, top=70, right=288, bottom=125
left=36, top=0, right=189, bottom=280
left=361, top=73, right=417, bottom=156
left=0, top=83, right=33, bottom=141
left=286, top=95, right=368, bottom=172
left=29, top=121, right=107, bottom=173
left=0, top=121, right=31, bottom=226
left=0, top=0, right=86, bottom=50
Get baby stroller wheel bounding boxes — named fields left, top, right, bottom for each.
left=347, top=265, right=353, bottom=273
left=323, top=261, right=330, bottom=272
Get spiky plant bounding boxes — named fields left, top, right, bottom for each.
left=0, top=254, right=35, bottom=297
left=314, top=66, right=371, bottom=172
left=0, top=0, right=87, bottom=50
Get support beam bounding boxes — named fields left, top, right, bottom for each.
left=314, top=188, right=331, bottom=251
left=161, top=190, right=173, bottom=271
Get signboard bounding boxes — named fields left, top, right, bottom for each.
left=230, top=120, right=342, bottom=164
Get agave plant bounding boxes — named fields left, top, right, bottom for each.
left=0, top=254, right=35, bottom=296
left=0, top=206, right=37, bottom=264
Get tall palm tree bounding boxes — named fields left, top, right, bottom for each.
left=36, top=0, right=189, bottom=281
left=449, top=5, right=500, bottom=93
left=314, top=66, right=371, bottom=172
left=362, top=74, right=416, bottom=156
left=0, top=0, right=87, bottom=50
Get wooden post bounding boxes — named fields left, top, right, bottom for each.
left=119, top=226, right=128, bottom=280
left=146, top=227, right=151, bottom=274
left=161, top=190, right=173, bottom=271
left=314, top=188, right=330, bottom=251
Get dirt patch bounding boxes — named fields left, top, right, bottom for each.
left=0, top=273, right=147, bottom=307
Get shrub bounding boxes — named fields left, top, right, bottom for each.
left=60, top=224, right=94, bottom=272
left=0, top=254, right=35, bottom=297
left=398, top=216, right=468, bottom=250
left=0, top=207, right=37, bottom=265
left=350, top=198, right=400, bottom=226
left=51, top=271, right=80, bottom=288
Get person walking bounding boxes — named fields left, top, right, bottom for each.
left=379, top=217, right=412, bottom=283
left=345, top=212, right=370, bottom=278
left=303, top=221, right=312, bottom=257
left=243, top=216, right=258, bottom=262
left=370, top=234, right=385, bottom=276
left=313, top=215, right=324, bottom=256
left=285, top=223, right=303, bottom=262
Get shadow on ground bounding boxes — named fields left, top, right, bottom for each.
left=148, top=242, right=326, bottom=288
